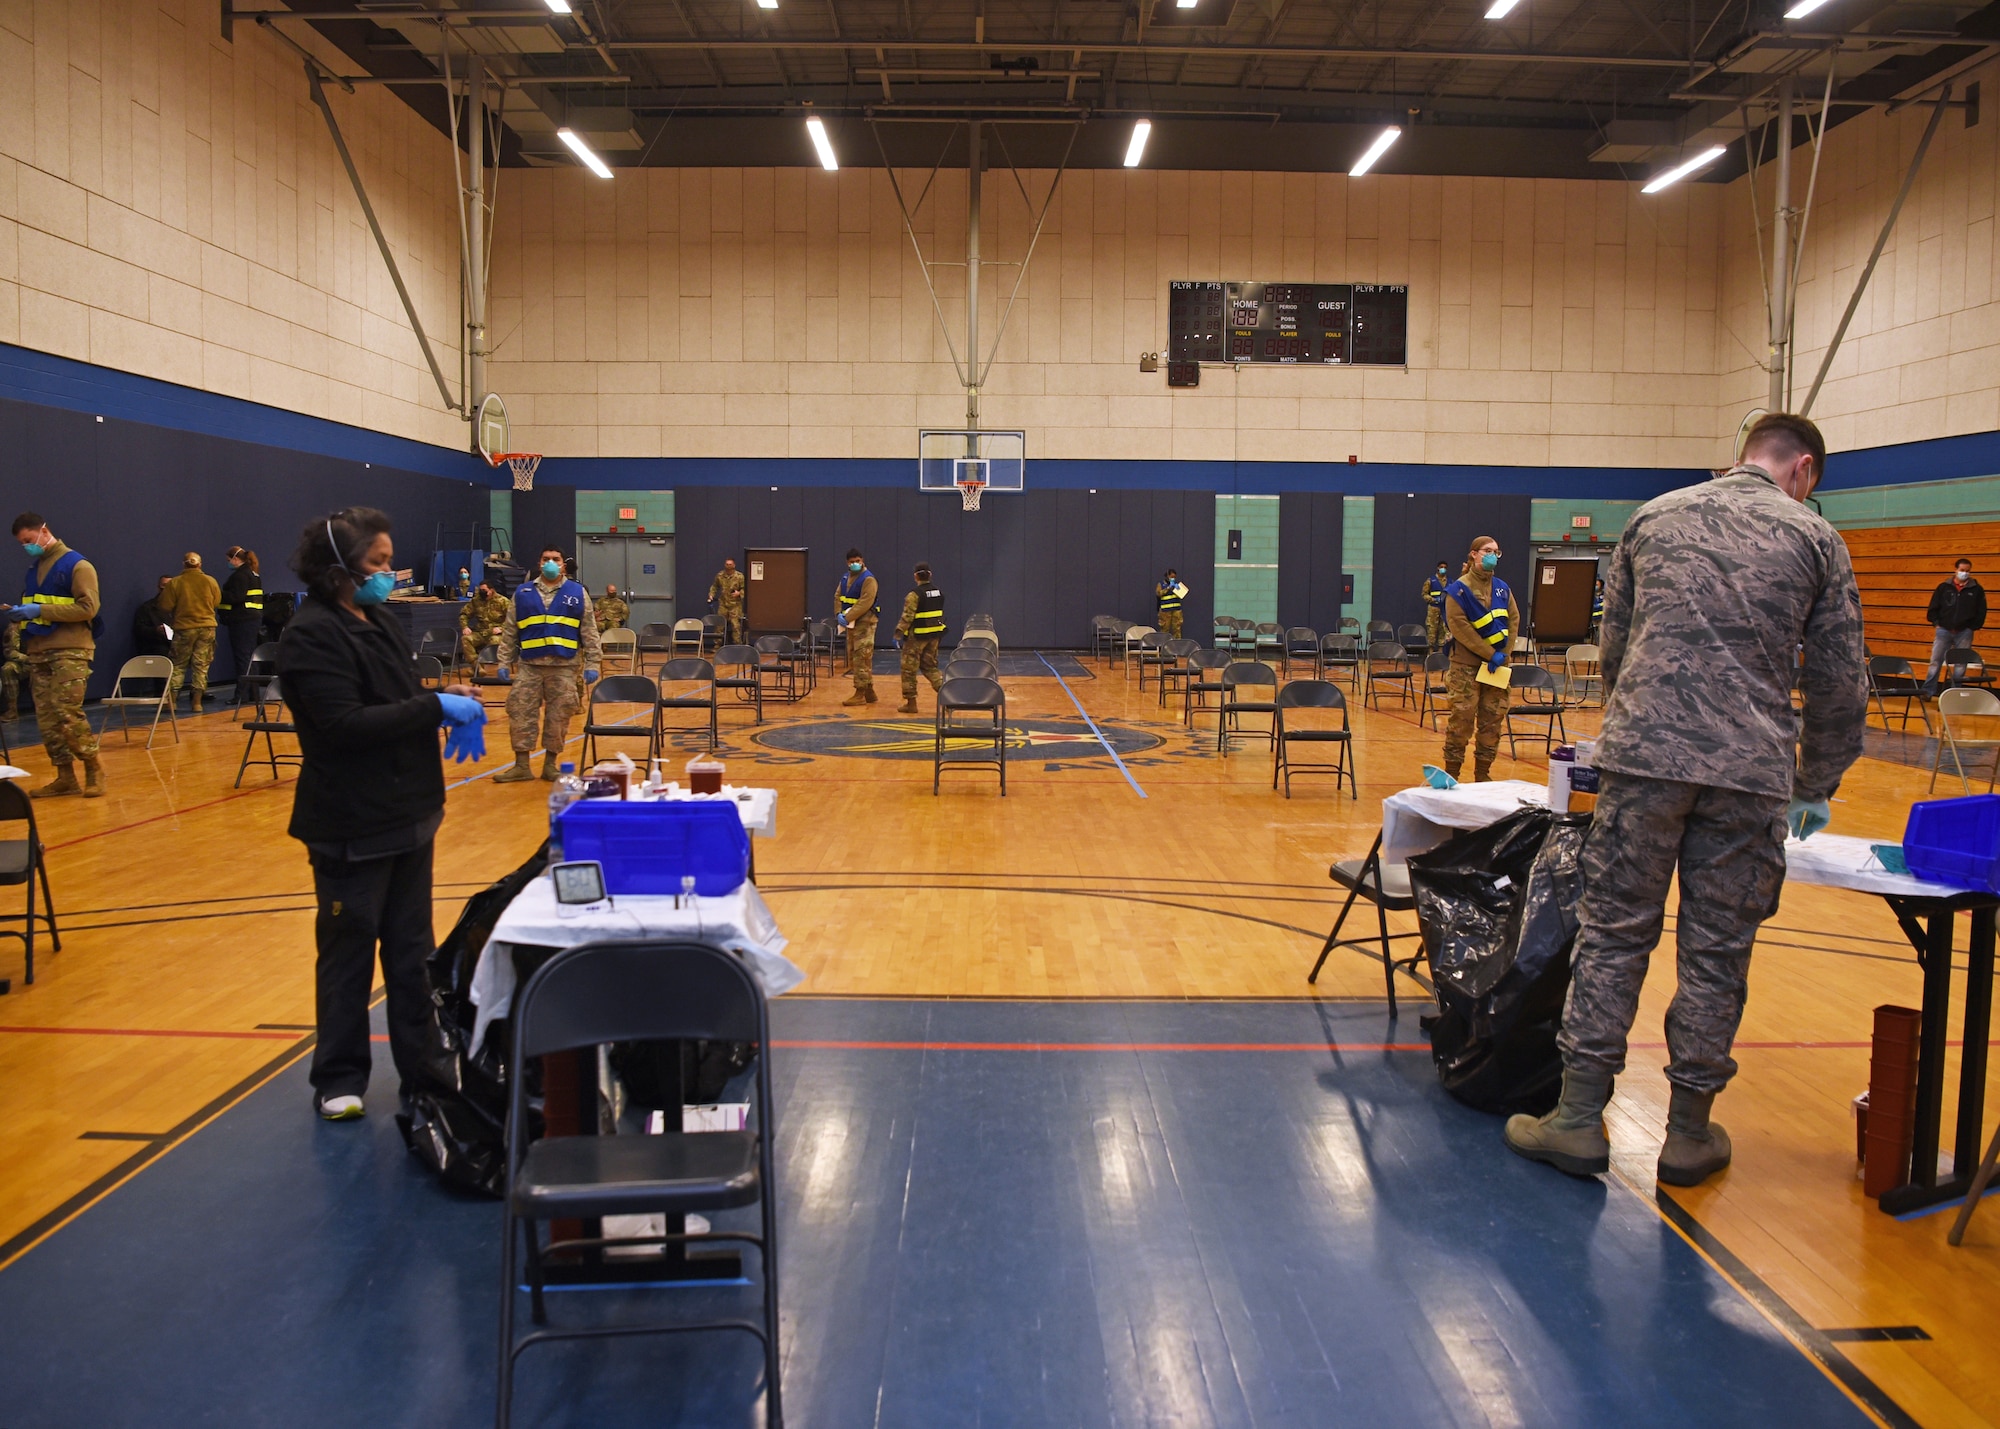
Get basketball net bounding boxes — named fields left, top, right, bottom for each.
left=490, top=452, right=541, bottom=492
left=957, top=478, right=985, bottom=512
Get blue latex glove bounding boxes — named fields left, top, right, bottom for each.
left=1787, top=798, right=1831, bottom=840
left=495, top=666, right=511, bottom=682
left=583, top=668, right=600, bottom=685
left=1421, top=764, right=1459, bottom=790
left=10, top=604, right=41, bottom=621
left=437, top=693, right=484, bottom=727
left=1486, top=650, right=1507, bottom=672
left=442, top=720, right=485, bottom=763
left=835, top=614, right=848, bottom=629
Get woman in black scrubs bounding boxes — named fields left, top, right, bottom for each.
left=276, top=507, right=487, bottom=1120
left=218, top=546, right=264, bottom=703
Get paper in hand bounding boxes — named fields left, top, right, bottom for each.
left=1475, top=662, right=1512, bottom=690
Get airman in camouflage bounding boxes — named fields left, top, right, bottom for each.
left=1441, top=538, right=1519, bottom=782
left=0, top=618, right=24, bottom=722
left=835, top=549, right=879, bottom=706
left=895, top=563, right=947, bottom=714
left=1422, top=561, right=1451, bottom=649
left=710, top=560, right=746, bottom=645
left=1506, top=415, right=1869, bottom=1190
left=459, top=581, right=508, bottom=669
left=1155, top=569, right=1187, bottom=640
left=594, top=584, right=629, bottom=634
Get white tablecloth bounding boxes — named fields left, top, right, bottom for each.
left=643, top=783, right=777, bottom=837
left=1376, top=782, right=1979, bottom=901
left=469, top=876, right=803, bottom=1053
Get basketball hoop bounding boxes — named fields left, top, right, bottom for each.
left=489, top=452, right=541, bottom=492
left=956, top=477, right=986, bottom=512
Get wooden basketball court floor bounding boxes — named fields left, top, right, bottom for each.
left=0, top=651, right=1994, bottom=1426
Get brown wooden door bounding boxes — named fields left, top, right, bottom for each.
left=744, top=547, right=808, bottom=636
left=1530, top=557, right=1599, bottom=644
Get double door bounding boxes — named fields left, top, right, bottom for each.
left=576, top=534, right=674, bottom=634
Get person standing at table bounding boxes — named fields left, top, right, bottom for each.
left=276, top=506, right=486, bottom=1121
left=709, top=558, right=746, bottom=645
left=1440, top=537, right=1518, bottom=783
left=1422, top=560, right=1451, bottom=649
left=1504, top=414, right=1868, bottom=1188
left=217, top=546, right=265, bottom=703
left=1921, top=557, right=1986, bottom=696
left=1155, top=568, right=1187, bottom=640
left=160, top=551, right=221, bottom=711
left=11, top=513, right=103, bottom=798
left=835, top=549, right=878, bottom=707
left=895, top=562, right=947, bottom=714
left=493, top=545, right=601, bottom=783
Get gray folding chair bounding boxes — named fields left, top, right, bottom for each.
left=656, top=659, right=718, bottom=751
left=582, top=673, right=664, bottom=766
left=935, top=676, right=1006, bottom=795
left=1273, top=680, right=1356, bottom=798
left=1505, top=664, right=1570, bottom=758
left=103, top=655, right=180, bottom=748
left=1218, top=662, right=1279, bottom=754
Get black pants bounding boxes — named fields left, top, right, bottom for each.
left=309, top=840, right=438, bottom=1101
left=224, top=620, right=262, bottom=701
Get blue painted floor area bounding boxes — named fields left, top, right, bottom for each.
left=0, top=999, right=1869, bottom=1429
left=867, top=649, right=1093, bottom=679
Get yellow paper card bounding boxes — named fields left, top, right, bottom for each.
left=1476, top=663, right=1513, bottom=690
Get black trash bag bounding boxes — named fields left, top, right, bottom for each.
left=1407, top=807, right=1590, bottom=1117
left=397, top=840, right=549, bottom=1197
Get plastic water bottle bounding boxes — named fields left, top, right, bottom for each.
left=548, top=762, right=585, bottom=860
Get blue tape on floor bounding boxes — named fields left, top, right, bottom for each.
left=1039, top=652, right=1145, bottom=799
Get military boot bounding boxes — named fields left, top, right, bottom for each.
left=1473, top=758, right=1496, bottom=783
left=31, top=765, right=81, bottom=799
left=540, top=752, right=561, bottom=781
left=1503, top=1069, right=1613, bottom=1177
left=1657, top=1086, right=1733, bottom=1187
left=842, top=691, right=870, bottom=707
left=897, top=698, right=919, bottom=714
left=865, top=689, right=878, bottom=703
left=82, top=757, right=104, bottom=798
left=493, top=756, right=535, bottom=783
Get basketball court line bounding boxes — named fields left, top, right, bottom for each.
left=1038, top=651, right=1146, bottom=797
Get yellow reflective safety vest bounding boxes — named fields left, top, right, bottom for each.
left=1446, top=576, right=1513, bottom=649
left=513, top=579, right=587, bottom=659
left=22, top=549, right=102, bottom=642
left=1156, top=580, right=1183, bottom=613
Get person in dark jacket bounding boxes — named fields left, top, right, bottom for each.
left=127, top=575, right=174, bottom=699
left=218, top=546, right=266, bottom=704
left=1923, top=557, right=1987, bottom=694
left=276, top=507, right=487, bottom=1122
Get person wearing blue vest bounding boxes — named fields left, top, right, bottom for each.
left=1421, top=560, right=1451, bottom=649
left=9, top=513, right=104, bottom=798
left=835, top=548, right=879, bottom=706
left=492, top=544, right=601, bottom=782
left=1590, top=577, right=1606, bottom=639
left=1440, top=535, right=1519, bottom=783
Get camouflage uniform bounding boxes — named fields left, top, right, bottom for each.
left=594, top=593, right=629, bottom=634
left=1441, top=569, right=1519, bottom=781
left=1422, top=572, right=1450, bottom=649
left=1558, top=463, right=1869, bottom=1095
left=1155, top=579, right=1185, bottom=640
left=458, top=588, right=508, bottom=668
left=161, top=566, right=221, bottom=706
left=497, top=582, right=602, bottom=761
left=837, top=568, right=879, bottom=701
left=0, top=620, right=25, bottom=720
left=29, top=649, right=96, bottom=765
left=710, top=568, right=746, bottom=645
left=896, top=582, right=946, bottom=705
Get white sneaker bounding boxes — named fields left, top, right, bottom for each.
left=317, top=1094, right=364, bottom=1121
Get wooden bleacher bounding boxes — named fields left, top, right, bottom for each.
left=1840, top=520, right=2000, bottom=665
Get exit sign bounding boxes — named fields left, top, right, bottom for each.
left=618, top=506, right=638, bottom=521
left=1571, top=514, right=1592, bottom=529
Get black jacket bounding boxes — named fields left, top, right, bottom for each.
left=1926, top=577, right=1987, bottom=633
left=276, top=595, right=444, bottom=844
left=132, top=598, right=171, bottom=657
left=218, top=564, right=263, bottom=623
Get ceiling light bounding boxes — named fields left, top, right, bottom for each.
left=543, top=0, right=572, bottom=12
left=1176, top=0, right=1198, bottom=8
left=1641, top=145, right=1726, bottom=193
left=557, top=128, right=612, bottom=179
left=805, top=114, right=838, bottom=170
left=1484, top=0, right=1520, bottom=16
left=756, top=0, right=778, bottom=9
left=1783, top=0, right=1832, bottom=16
left=1124, top=119, right=1152, bottom=168
left=1348, top=126, right=1400, bottom=177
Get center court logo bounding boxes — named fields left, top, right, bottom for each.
left=750, top=717, right=1164, bottom=761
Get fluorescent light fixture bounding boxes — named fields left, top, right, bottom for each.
left=1484, top=0, right=1520, bottom=16
left=1124, top=119, right=1152, bottom=167
left=544, top=0, right=572, bottom=12
left=1641, top=144, right=1726, bottom=193
left=756, top=0, right=778, bottom=8
left=1348, top=126, right=1400, bottom=177
left=556, top=128, right=612, bottom=179
left=805, top=114, right=838, bottom=170
left=1176, top=0, right=1198, bottom=8
left=1783, top=0, right=1831, bottom=16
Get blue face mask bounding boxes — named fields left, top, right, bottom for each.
left=542, top=560, right=563, bottom=580
left=1480, top=552, right=1499, bottom=570
left=22, top=543, right=43, bottom=560
left=849, top=563, right=863, bottom=574
left=353, top=571, right=396, bottom=605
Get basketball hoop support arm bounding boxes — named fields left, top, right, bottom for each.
left=306, top=62, right=463, bottom=414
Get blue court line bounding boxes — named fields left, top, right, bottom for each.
left=1893, top=1181, right=2000, bottom=1221
left=1038, top=651, right=1146, bottom=799
left=443, top=705, right=654, bottom=791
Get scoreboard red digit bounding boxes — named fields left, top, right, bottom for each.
left=1167, top=280, right=1408, bottom=368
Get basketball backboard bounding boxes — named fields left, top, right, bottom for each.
left=919, top=430, right=1026, bottom=505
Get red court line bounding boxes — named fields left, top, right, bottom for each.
left=0, top=1025, right=300, bottom=1041
left=770, top=1039, right=1431, bottom=1052
left=44, top=784, right=274, bottom=851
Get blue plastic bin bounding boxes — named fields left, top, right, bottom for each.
left=1902, top=794, right=2000, bottom=893
left=556, top=800, right=750, bottom=897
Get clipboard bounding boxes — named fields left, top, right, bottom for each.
left=1475, top=663, right=1512, bottom=690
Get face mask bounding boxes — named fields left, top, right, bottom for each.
left=1956, top=572, right=1971, bottom=584
left=22, top=543, right=43, bottom=560
left=541, top=560, right=563, bottom=580
left=849, top=562, right=863, bottom=573
left=1480, top=552, right=1499, bottom=570
left=353, top=570, right=396, bottom=606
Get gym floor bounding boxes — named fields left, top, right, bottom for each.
left=0, top=651, right=1993, bottom=1427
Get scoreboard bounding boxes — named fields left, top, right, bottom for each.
left=1167, top=280, right=1408, bottom=371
